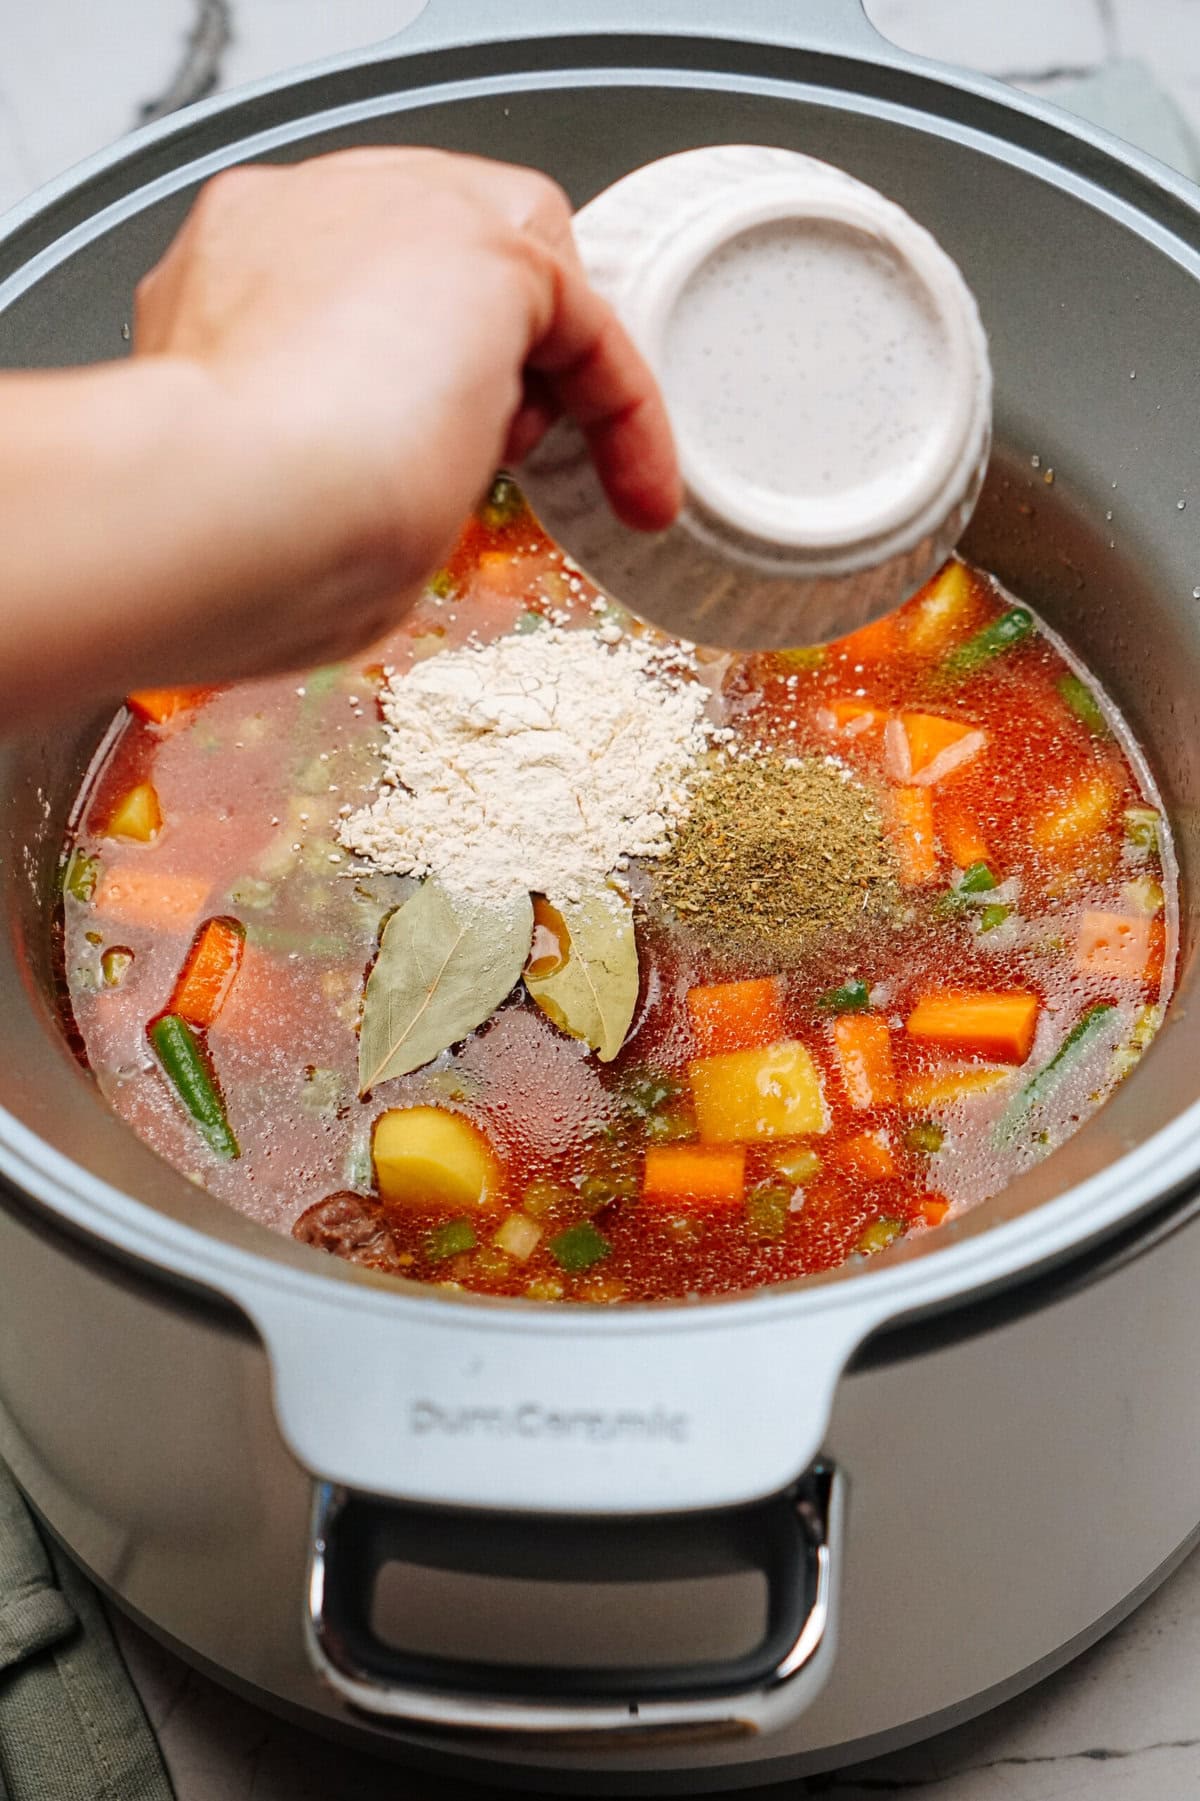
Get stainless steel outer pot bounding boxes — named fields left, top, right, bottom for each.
left=2, top=2, right=1200, bottom=1790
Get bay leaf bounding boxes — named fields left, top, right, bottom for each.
left=358, top=881, right=533, bottom=1093
left=525, top=889, right=639, bottom=1062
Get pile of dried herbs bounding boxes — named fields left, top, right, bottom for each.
left=654, top=753, right=897, bottom=960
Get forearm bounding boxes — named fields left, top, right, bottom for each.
left=0, top=361, right=390, bottom=728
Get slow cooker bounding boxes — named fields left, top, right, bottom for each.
left=2, top=2, right=1200, bottom=1791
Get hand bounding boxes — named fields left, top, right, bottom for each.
left=131, top=147, right=680, bottom=677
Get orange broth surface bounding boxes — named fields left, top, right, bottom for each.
left=58, top=488, right=1176, bottom=1302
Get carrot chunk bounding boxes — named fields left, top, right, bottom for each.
left=127, top=687, right=209, bottom=725
left=889, top=787, right=938, bottom=885
left=885, top=713, right=986, bottom=786
left=687, top=977, right=785, bottom=1055
left=918, top=1197, right=951, bottom=1227
left=92, top=868, right=209, bottom=931
left=171, top=916, right=247, bottom=1028
left=833, top=1130, right=896, bottom=1180
left=901, top=1066, right=1012, bottom=1108
left=905, top=991, right=1040, bottom=1065
left=838, top=612, right=898, bottom=661
left=1075, top=910, right=1155, bottom=981
left=833, top=1015, right=898, bottom=1108
left=643, top=1145, right=746, bottom=1205
left=817, top=698, right=883, bottom=740
left=937, top=796, right=989, bottom=868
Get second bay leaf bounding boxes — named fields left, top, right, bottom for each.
left=525, top=889, right=639, bottom=1062
left=358, top=880, right=533, bottom=1092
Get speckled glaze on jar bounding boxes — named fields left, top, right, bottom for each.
left=520, top=144, right=992, bottom=649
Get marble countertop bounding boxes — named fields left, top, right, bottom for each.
left=5, top=2, right=1200, bottom=1797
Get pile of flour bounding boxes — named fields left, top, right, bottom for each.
left=340, top=625, right=712, bottom=908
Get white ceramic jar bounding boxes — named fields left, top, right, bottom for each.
left=520, top=145, right=992, bottom=648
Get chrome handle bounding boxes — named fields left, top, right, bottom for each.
left=305, top=1465, right=843, bottom=1740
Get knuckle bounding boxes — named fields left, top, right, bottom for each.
left=194, top=161, right=267, bottom=216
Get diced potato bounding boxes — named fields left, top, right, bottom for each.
left=906, top=560, right=974, bottom=653
left=372, top=1107, right=498, bottom=1210
left=493, top=1213, right=542, bottom=1261
left=689, top=1042, right=827, bottom=1144
left=1031, top=774, right=1116, bottom=856
left=106, top=781, right=162, bottom=842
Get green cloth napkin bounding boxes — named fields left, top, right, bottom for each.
left=0, top=1461, right=172, bottom=1801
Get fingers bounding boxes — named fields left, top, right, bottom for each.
left=527, top=254, right=682, bottom=532
left=307, top=148, right=680, bottom=528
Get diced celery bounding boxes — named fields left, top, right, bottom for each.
left=817, top=978, right=870, bottom=1013
left=746, top=1185, right=790, bottom=1240
left=522, top=1177, right=572, bottom=1218
left=903, top=1120, right=944, bottom=1154
left=479, top=473, right=527, bottom=528
left=425, top=1219, right=478, bottom=1262
left=100, top=946, right=133, bottom=987
left=645, top=1105, right=697, bottom=1142
left=578, top=1170, right=637, bottom=1209
left=63, top=849, right=98, bottom=903
left=773, top=1146, right=822, bottom=1184
left=857, top=1218, right=905, bottom=1255
left=298, top=1067, right=345, bottom=1118
left=526, top=1275, right=564, bottom=1301
left=302, top=665, right=345, bottom=697
left=957, top=861, right=998, bottom=894
left=776, top=645, right=827, bottom=670
left=548, top=1221, right=611, bottom=1272
left=1113, top=1003, right=1164, bottom=1079
left=978, top=903, right=1011, bottom=933
left=494, top=1213, right=543, bottom=1261
left=1122, top=877, right=1164, bottom=917
left=228, top=876, right=275, bottom=911
left=1123, top=807, right=1161, bottom=855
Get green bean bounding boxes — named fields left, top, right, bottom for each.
left=1057, top=673, right=1109, bottom=735
left=940, top=607, right=1034, bottom=680
left=148, top=1014, right=239, bottom=1160
left=995, top=1004, right=1117, bottom=1146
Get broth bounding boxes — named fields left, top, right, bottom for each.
left=57, top=485, right=1175, bottom=1301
